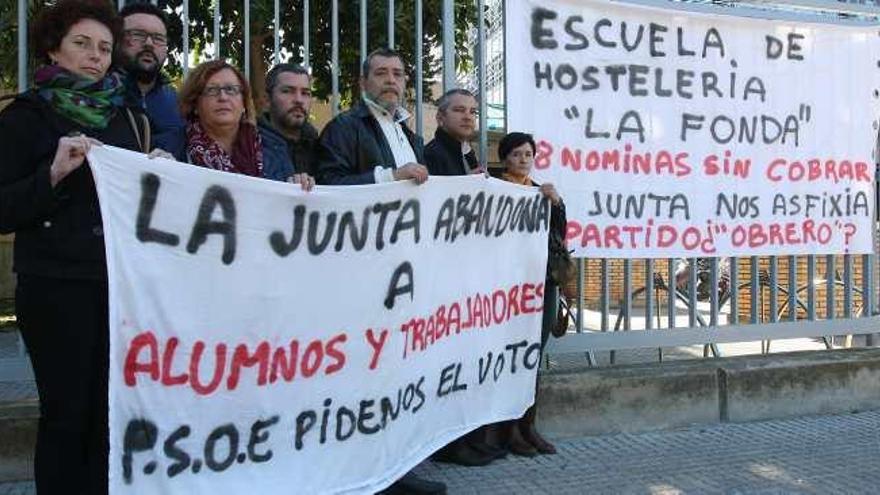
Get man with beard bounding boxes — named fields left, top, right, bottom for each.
left=258, top=64, right=318, bottom=185
left=116, top=3, right=185, bottom=157
left=315, top=48, right=443, bottom=495
left=316, top=48, right=428, bottom=186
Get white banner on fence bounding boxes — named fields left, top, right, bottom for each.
left=88, top=146, right=549, bottom=494
left=507, top=0, right=880, bottom=258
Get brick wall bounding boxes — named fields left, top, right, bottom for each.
left=567, top=255, right=877, bottom=323
left=733, top=255, right=875, bottom=321
left=566, top=258, right=674, bottom=311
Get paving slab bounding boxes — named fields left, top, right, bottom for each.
left=414, top=409, right=880, bottom=495
left=3, top=407, right=880, bottom=493
left=4, top=329, right=880, bottom=494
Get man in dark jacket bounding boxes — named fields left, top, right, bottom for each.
left=316, top=48, right=428, bottom=186
left=315, top=48, right=442, bottom=495
left=115, top=3, right=185, bottom=156
left=423, top=89, right=506, bottom=468
left=258, top=63, right=319, bottom=184
left=425, top=88, right=482, bottom=176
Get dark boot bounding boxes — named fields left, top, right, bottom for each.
left=464, top=426, right=508, bottom=459
left=503, top=420, right=537, bottom=457
left=519, top=405, right=556, bottom=455
left=466, top=438, right=508, bottom=459
left=380, top=472, right=446, bottom=495
left=432, top=439, right=496, bottom=467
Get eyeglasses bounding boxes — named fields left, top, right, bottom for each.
left=202, top=85, right=243, bottom=98
left=124, top=29, right=168, bottom=47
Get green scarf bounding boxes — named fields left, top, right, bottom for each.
left=35, top=65, right=124, bottom=129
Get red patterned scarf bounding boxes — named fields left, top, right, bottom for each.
left=185, top=119, right=263, bottom=177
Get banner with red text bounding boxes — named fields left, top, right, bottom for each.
left=507, top=0, right=879, bottom=257
left=89, top=146, right=549, bottom=494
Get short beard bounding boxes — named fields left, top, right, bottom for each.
left=271, top=107, right=307, bottom=135
left=125, top=56, right=161, bottom=85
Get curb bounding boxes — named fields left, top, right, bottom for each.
left=5, top=349, right=880, bottom=482
left=537, top=347, right=880, bottom=438
left=0, top=399, right=37, bottom=483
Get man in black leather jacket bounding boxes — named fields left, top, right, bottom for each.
left=423, top=89, right=508, bottom=468
left=316, top=48, right=428, bottom=186
left=314, top=47, right=444, bottom=495
left=424, top=88, right=482, bottom=177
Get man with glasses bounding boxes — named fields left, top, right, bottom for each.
left=116, top=2, right=185, bottom=157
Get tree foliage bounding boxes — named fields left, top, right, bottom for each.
left=1, top=0, right=49, bottom=91
left=3, top=0, right=477, bottom=107
left=159, top=0, right=476, bottom=106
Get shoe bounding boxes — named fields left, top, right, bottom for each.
left=433, top=441, right=496, bottom=467
left=506, top=423, right=538, bottom=457
left=466, top=439, right=508, bottom=460
left=464, top=425, right=509, bottom=459
left=380, top=472, right=447, bottom=495
left=519, top=404, right=557, bottom=455
left=521, top=424, right=557, bottom=455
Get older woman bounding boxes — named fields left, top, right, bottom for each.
left=0, top=1, right=152, bottom=493
left=171, top=60, right=313, bottom=189
left=493, top=132, right=563, bottom=456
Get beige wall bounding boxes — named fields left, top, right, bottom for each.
left=0, top=236, right=13, bottom=300
left=1, top=94, right=18, bottom=299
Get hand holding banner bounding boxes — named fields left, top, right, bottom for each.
left=88, top=146, right=550, bottom=494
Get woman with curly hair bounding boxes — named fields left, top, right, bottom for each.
left=0, top=1, right=153, bottom=492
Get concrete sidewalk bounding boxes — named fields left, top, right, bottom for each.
left=414, top=410, right=880, bottom=494
left=3, top=409, right=880, bottom=494
left=5, top=329, right=880, bottom=494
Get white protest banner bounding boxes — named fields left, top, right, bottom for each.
left=507, top=0, right=879, bottom=258
left=88, top=146, right=550, bottom=494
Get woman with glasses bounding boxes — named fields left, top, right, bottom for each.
left=0, top=0, right=157, bottom=493
left=173, top=60, right=311, bottom=188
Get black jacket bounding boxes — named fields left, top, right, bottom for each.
left=316, top=100, right=424, bottom=185
left=0, top=92, right=144, bottom=280
left=424, top=127, right=478, bottom=176
left=490, top=169, right=568, bottom=277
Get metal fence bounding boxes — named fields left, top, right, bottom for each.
left=5, top=0, right=880, bottom=378
left=549, top=254, right=879, bottom=366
